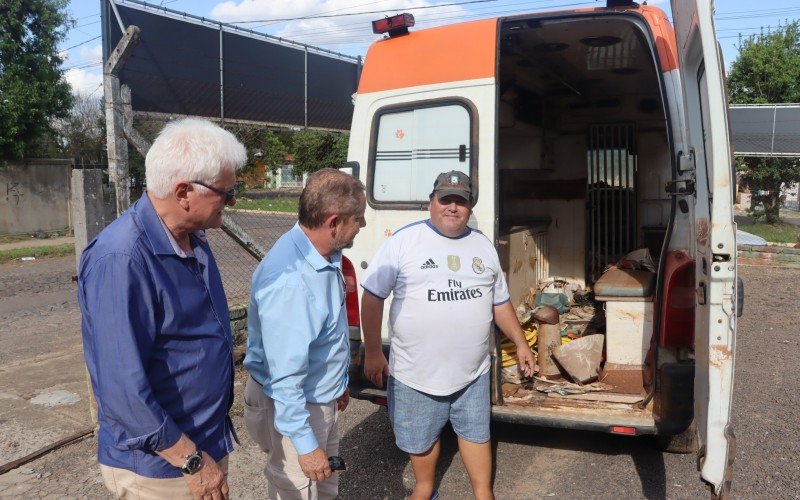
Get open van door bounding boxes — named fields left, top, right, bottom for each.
left=671, top=0, right=737, bottom=497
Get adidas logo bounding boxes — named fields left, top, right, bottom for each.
left=420, top=258, right=438, bottom=269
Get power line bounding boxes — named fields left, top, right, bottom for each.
left=62, top=35, right=101, bottom=52
left=231, top=0, right=501, bottom=24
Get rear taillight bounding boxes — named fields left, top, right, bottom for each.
left=341, top=256, right=360, bottom=328
left=610, top=426, right=636, bottom=435
left=659, top=251, right=695, bottom=347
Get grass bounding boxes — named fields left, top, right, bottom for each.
left=233, top=197, right=298, bottom=213
left=738, top=221, right=799, bottom=244
left=0, top=230, right=71, bottom=245
left=0, top=244, right=75, bottom=265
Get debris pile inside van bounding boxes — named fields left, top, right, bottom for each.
left=501, top=247, right=660, bottom=404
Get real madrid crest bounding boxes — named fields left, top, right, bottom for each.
left=472, top=257, right=485, bottom=274
left=447, top=255, right=461, bottom=272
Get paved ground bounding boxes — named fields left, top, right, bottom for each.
left=0, top=256, right=797, bottom=499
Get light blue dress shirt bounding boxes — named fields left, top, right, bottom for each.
left=244, top=223, right=349, bottom=455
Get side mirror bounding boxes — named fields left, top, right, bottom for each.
left=340, top=161, right=360, bottom=179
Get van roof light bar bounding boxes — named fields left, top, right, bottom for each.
left=372, top=13, right=415, bottom=37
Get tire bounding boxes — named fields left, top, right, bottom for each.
left=656, top=420, right=698, bottom=454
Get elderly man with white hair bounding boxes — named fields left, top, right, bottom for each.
left=78, top=118, right=246, bottom=499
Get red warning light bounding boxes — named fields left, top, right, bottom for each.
left=372, top=13, right=415, bottom=37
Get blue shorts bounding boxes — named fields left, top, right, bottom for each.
left=387, top=371, right=491, bottom=454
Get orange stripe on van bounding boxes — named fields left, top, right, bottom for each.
left=640, top=6, right=679, bottom=72
left=357, top=18, right=497, bottom=94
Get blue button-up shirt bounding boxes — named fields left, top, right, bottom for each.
left=78, top=193, right=234, bottom=479
left=244, top=223, right=349, bottom=455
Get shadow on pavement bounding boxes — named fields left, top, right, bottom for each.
left=338, top=407, right=462, bottom=498
left=491, top=421, right=667, bottom=500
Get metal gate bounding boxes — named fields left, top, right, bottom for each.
left=587, top=123, right=637, bottom=281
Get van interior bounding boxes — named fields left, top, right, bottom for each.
left=493, top=13, right=682, bottom=421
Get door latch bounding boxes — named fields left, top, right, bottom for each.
left=665, top=179, right=696, bottom=196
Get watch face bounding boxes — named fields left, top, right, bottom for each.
left=183, top=453, right=203, bottom=474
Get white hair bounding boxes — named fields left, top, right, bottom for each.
left=145, top=118, right=247, bottom=199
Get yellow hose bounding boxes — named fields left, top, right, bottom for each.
left=500, top=326, right=537, bottom=367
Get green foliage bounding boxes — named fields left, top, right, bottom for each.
left=737, top=157, right=800, bottom=223
left=0, top=0, right=74, bottom=160
left=728, top=21, right=800, bottom=223
left=737, top=221, right=800, bottom=244
left=291, top=130, right=349, bottom=175
left=233, top=196, right=298, bottom=213
left=728, top=22, right=800, bottom=104
left=230, top=127, right=288, bottom=175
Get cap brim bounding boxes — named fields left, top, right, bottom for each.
left=435, top=189, right=470, bottom=201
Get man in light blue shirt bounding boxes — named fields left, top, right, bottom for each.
left=244, top=168, right=366, bottom=499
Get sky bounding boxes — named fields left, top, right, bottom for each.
left=60, top=0, right=800, bottom=97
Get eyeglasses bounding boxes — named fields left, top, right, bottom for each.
left=190, top=181, right=236, bottom=205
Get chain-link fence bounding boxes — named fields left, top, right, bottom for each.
left=206, top=208, right=297, bottom=306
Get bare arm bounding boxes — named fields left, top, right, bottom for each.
left=493, top=301, right=535, bottom=377
left=361, top=292, right=390, bottom=387
left=157, top=434, right=228, bottom=499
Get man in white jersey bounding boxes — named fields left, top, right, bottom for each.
left=360, top=171, right=535, bottom=500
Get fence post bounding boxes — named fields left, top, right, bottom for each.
left=71, top=168, right=106, bottom=428
left=104, top=25, right=141, bottom=216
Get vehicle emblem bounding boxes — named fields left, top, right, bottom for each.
left=472, top=257, right=485, bottom=274
left=447, top=255, right=461, bottom=272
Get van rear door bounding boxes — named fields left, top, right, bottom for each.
left=671, top=0, right=737, bottom=496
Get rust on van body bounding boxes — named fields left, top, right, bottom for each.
left=709, top=343, right=732, bottom=368
left=696, top=218, right=710, bottom=247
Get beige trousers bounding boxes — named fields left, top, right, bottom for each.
left=99, top=456, right=228, bottom=499
left=243, top=376, right=339, bottom=500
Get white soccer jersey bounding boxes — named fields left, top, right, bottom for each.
left=360, top=220, right=510, bottom=395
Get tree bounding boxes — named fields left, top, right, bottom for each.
left=291, top=130, right=349, bottom=175
left=232, top=127, right=287, bottom=174
left=0, top=0, right=74, bottom=161
left=728, top=22, right=800, bottom=223
left=52, top=93, right=107, bottom=164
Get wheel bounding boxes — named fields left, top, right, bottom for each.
left=656, top=420, right=698, bottom=454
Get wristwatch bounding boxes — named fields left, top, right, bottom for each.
left=179, top=450, right=204, bottom=475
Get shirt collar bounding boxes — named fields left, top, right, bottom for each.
left=137, top=192, right=206, bottom=257
left=158, top=216, right=194, bottom=258
left=289, top=223, right=341, bottom=271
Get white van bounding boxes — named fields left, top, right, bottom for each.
left=342, top=1, right=740, bottom=496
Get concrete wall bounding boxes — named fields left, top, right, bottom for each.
left=738, top=244, right=800, bottom=268
left=0, top=159, right=73, bottom=235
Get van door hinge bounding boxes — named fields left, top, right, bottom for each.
left=665, top=179, right=696, bottom=196
left=677, top=149, right=696, bottom=175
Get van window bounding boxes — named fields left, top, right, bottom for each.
left=371, top=103, right=472, bottom=203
